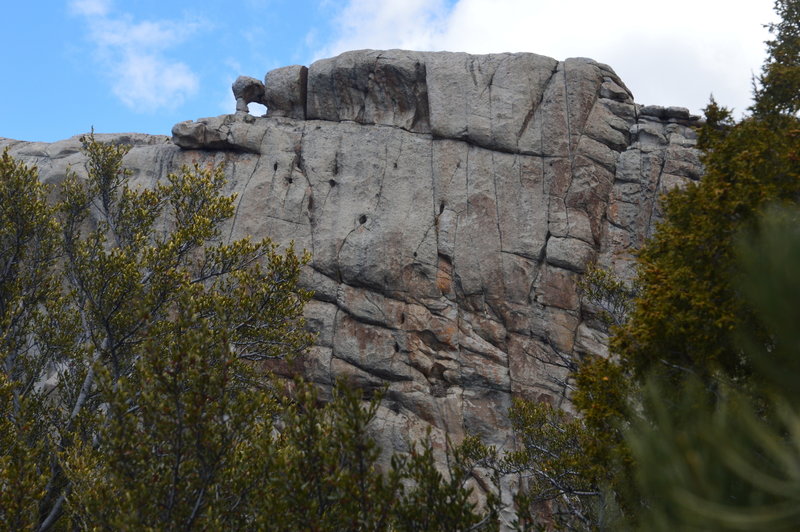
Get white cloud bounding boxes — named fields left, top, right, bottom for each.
left=69, top=0, right=201, bottom=112
left=314, top=0, right=450, bottom=60
left=69, top=0, right=110, bottom=17
left=112, top=53, right=198, bottom=111
left=316, top=0, right=776, bottom=117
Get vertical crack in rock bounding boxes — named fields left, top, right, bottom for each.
left=152, top=144, right=177, bottom=191
left=320, top=141, right=342, bottom=213
left=517, top=62, right=560, bottom=148
left=645, top=150, right=668, bottom=237
left=336, top=223, right=360, bottom=284
left=294, top=123, right=314, bottom=226
left=227, top=155, right=262, bottom=243
left=560, top=62, right=576, bottom=243
left=468, top=56, right=478, bottom=87
left=329, top=307, right=340, bottom=379
left=486, top=60, right=497, bottom=147
left=374, top=132, right=396, bottom=213
left=413, top=223, right=437, bottom=267
left=562, top=62, right=575, bottom=160
left=490, top=152, right=505, bottom=254
left=430, top=139, right=439, bottom=259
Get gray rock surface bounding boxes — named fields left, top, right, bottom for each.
left=2, top=48, right=702, bottom=522
left=264, top=65, right=308, bottom=119
left=232, top=75, right=267, bottom=114
left=306, top=50, right=430, bottom=132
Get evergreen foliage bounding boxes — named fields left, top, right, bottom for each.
left=0, top=149, right=58, bottom=529
left=0, top=134, right=314, bottom=529
left=501, top=399, right=607, bottom=531
left=576, top=264, right=636, bottom=329
left=629, top=207, right=800, bottom=531
left=753, top=0, right=800, bottom=117
left=0, top=372, right=49, bottom=530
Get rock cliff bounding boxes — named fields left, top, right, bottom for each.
left=0, top=49, right=702, bottom=466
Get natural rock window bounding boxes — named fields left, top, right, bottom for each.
left=248, top=103, right=267, bottom=116
left=232, top=75, right=267, bottom=116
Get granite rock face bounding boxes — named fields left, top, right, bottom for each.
left=264, top=65, right=308, bottom=120
left=1, top=49, right=702, bottom=492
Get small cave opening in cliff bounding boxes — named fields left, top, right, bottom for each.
left=359, top=214, right=367, bottom=224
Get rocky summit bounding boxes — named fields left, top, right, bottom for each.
left=1, top=49, right=702, bottom=475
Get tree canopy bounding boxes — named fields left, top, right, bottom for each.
left=0, top=135, right=314, bottom=529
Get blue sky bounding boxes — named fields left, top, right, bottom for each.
left=1, top=0, right=776, bottom=143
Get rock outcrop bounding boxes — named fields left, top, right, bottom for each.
left=232, top=75, right=268, bottom=114
left=1, top=49, right=702, bottom=490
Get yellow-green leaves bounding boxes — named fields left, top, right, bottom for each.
left=0, top=372, right=49, bottom=531
left=0, top=148, right=60, bottom=383
left=578, top=263, right=637, bottom=328
left=0, top=134, right=314, bottom=529
left=165, top=162, right=233, bottom=246
left=64, top=296, right=283, bottom=530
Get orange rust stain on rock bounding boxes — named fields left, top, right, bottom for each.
left=436, top=255, right=453, bottom=295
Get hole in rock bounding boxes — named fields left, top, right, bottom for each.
left=394, top=342, right=400, bottom=352
left=286, top=177, right=293, bottom=184
left=249, top=103, right=267, bottom=116
left=359, top=214, right=367, bottom=224
left=413, top=252, right=417, bottom=258
left=273, top=162, right=278, bottom=171
left=329, top=179, right=337, bottom=187
left=400, top=313, right=405, bottom=324
left=439, top=202, right=445, bottom=214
